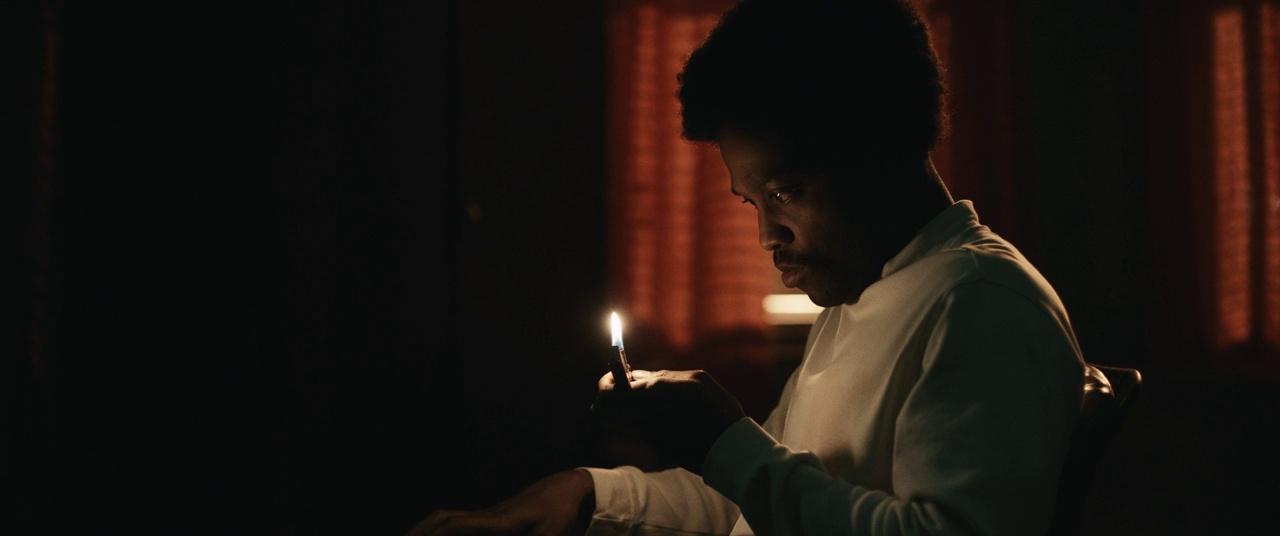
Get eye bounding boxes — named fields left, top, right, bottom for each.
left=769, top=189, right=794, bottom=204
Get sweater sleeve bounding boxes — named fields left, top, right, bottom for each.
left=582, top=465, right=739, bottom=536
left=700, top=282, right=1084, bottom=536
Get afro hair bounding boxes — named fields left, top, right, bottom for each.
left=678, top=0, right=945, bottom=168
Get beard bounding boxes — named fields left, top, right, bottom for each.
left=800, top=264, right=881, bottom=306
left=782, top=242, right=883, bottom=307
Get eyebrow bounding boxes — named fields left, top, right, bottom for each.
left=732, top=168, right=796, bottom=197
left=730, top=169, right=770, bottom=197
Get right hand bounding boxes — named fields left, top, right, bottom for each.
left=592, top=369, right=746, bottom=474
left=408, top=469, right=596, bottom=536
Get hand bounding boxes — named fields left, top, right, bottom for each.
left=408, top=469, right=595, bottom=536
left=592, top=369, right=746, bottom=474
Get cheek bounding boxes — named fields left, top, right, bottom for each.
left=809, top=220, right=867, bottom=271
left=799, top=214, right=844, bottom=252
left=787, top=207, right=827, bottom=241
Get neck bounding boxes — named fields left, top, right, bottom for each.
left=871, top=158, right=954, bottom=265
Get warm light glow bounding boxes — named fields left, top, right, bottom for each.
left=1262, top=3, right=1280, bottom=346
left=609, top=4, right=772, bottom=351
left=762, top=294, right=824, bottom=325
left=610, top=311, right=625, bottom=349
left=1212, top=7, right=1252, bottom=347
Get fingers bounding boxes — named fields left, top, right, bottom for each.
left=443, top=513, right=513, bottom=536
left=597, top=369, right=660, bottom=392
left=409, top=510, right=515, bottom=536
left=627, top=374, right=664, bottom=390
left=596, top=370, right=692, bottom=404
left=593, top=369, right=702, bottom=422
left=408, top=510, right=461, bottom=536
left=613, top=369, right=665, bottom=391
left=628, top=369, right=696, bottom=391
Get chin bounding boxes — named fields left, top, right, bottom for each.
left=802, top=279, right=867, bottom=307
left=802, top=289, right=846, bottom=308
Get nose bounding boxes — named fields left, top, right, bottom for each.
left=757, top=209, right=794, bottom=252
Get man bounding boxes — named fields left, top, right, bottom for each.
left=415, top=0, right=1084, bottom=534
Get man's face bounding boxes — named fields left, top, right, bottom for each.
left=718, top=127, right=883, bottom=307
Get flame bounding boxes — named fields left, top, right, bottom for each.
left=610, top=311, right=625, bottom=349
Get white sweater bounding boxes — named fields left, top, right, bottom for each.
left=584, top=200, right=1086, bottom=536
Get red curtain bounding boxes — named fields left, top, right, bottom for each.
left=913, top=0, right=1019, bottom=241
left=1138, top=0, right=1280, bottom=376
left=605, top=0, right=774, bottom=358
left=603, top=0, right=1010, bottom=357
left=1208, top=2, right=1280, bottom=355
left=606, top=0, right=1280, bottom=376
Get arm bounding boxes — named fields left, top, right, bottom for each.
left=409, top=469, right=597, bottom=536
left=582, top=466, right=739, bottom=536
left=415, top=309, right=822, bottom=536
left=701, top=282, right=1084, bottom=536
left=584, top=329, right=812, bottom=536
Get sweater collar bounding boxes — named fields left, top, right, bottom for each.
left=880, top=200, right=982, bottom=279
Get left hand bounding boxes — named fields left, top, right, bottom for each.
left=406, top=469, right=596, bottom=536
left=592, top=369, right=746, bottom=474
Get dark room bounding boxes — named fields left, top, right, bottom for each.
left=7, top=0, right=1280, bottom=534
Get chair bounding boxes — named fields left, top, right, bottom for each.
left=1048, top=364, right=1143, bottom=536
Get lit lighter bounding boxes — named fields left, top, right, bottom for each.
left=608, top=312, right=634, bottom=391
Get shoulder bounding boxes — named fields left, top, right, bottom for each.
left=928, top=237, right=1078, bottom=356
left=917, top=233, right=1084, bottom=366
left=935, top=279, right=1054, bottom=333
left=962, top=239, right=1071, bottom=316
left=896, top=230, right=1073, bottom=324
left=924, top=276, right=1084, bottom=397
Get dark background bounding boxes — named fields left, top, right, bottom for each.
left=6, top=0, right=1276, bottom=534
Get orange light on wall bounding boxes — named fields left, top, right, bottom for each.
left=1261, top=3, right=1280, bottom=347
left=1209, top=4, right=1280, bottom=351
left=606, top=1, right=772, bottom=355
left=1211, top=8, right=1253, bottom=349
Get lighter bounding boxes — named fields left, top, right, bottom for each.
left=608, top=311, right=634, bottom=390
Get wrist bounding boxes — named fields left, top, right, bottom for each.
left=717, top=409, right=747, bottom=437
left=571, top=469, right=597, bottom=529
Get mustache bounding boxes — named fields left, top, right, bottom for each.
left=773, top=251, right=819, bottom=268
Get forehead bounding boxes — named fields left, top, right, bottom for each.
left=718, top=127, right=788, bottom=194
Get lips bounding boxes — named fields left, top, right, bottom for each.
left=776, top=264, right=804, bottom=288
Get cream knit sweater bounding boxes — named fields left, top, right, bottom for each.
left=584, top=200, right=1085, bottom=536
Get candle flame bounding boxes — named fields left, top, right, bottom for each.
left=610, top=311, right=624, bottom=349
